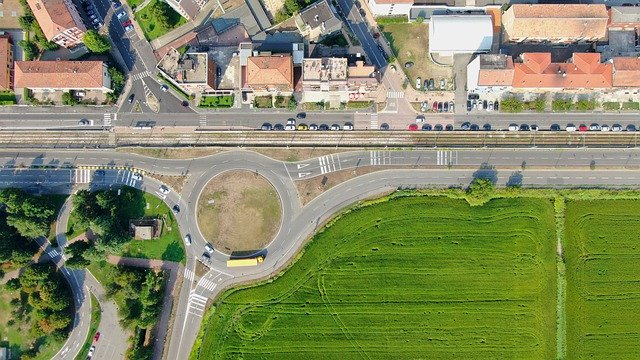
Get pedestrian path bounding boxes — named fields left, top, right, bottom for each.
left=318, top=154, right=341, bottom=175
left=387, top=91, right=404, bottom=99
left=370, top=150, right=391, bottom=165
left=187, top=291, right=208, bottom=317
left=103, top=113, right=112, bottom=126
left=131, top=71, right=151, bottom=81
left=436, top=150, right=457, bottom=166
left=74, top=169, right=91, bottom=184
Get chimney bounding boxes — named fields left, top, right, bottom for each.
left=315, top=15, right=319, bottom=22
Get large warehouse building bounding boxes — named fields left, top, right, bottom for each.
left=428, top=15, right=493, bottom=56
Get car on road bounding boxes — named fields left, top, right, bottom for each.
left=297, top=123, right=308, bottom=131
left=380, top=123, right=389, bottom=130
left=296, top=112, right=306, bottom=119
left=274, top=123, right=285, bottom=131
left=434, top=124, right=444, bottom=131
left=601, top=124, right=610, bottom=132
left=612, top=124, right=623, bottom=131
left=285, top=124, right=296, bottom=131
left=124, top=24, right=134, bottom=32
left=131, top=173, right=142, bottom=181
left=407, top=123, right=418, bottom=131
left=550, top=124, right=561, bottom=131
left=589, top=123, right=600, bottom=131
left=343, top=122, right=354, bottom=130
left=184, top=234, right=191, bottom=246
left=204, top=243, right=214, bottom=253
left=508, top=123, right=518, bottom=131
left=416, top=77, right=421, bottom=89
left=578, top=124, right=588, bottom=132
left=93, top=332, right=100, bottom=342
left=286, top=118, right=296, bottom=126
left=309, top=124, right=318, bottom=131
left=79, top=119, right=90, bottom=125
left=261, top=123, right=272, bottom=131
left=88, top=346, right=95, bottom=358
left=201, top=252, right=211, bottom=262
left=461, top=122, right=470, bottom=130
left=116, top=10, right=126, bottom=19
left=159, top=185, right=170, bottom=195
left=566, top=124, right=577, bottom=132
left=161, top=84, right=169, bottom=92
left=128, top=94, right=134, bottom=103
left=330, top=124, right=341, bottom=131
left=172, top=205, right=180, bottom=214
left=415, top=115, right=425, bottom=123
left=627, top=124, right=637, bottom=131
left=421, top=124, right=432, bottom=131
left=319, top=124, right=329, bottom=131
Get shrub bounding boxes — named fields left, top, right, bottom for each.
left=575, top=99, right=597, bottom=111
left=500, top=96, right=523, bottom=113
left=552, top=99, right=574, bottom=112
left=376, top=16, right=408, bottom=24
left=602, top=102, right=620, bottom=111
left=414, top=16, right=424, bottom=24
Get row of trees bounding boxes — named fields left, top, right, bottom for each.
left=17, top=0, right=58, bottom=60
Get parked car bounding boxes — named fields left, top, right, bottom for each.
left=407, top=123, right=418, bottom=131
left=308, top=124, right=318, bottom=131
left=131, top=172, right=142, bottom=181
left=297, top=123, right=308, bottom=131
left=343, top=123, right=354, bottom=130
left=439, top=79, right=445, bottom=90
left=416, top=77, right=421, bottom=89
left=612, top=124, right=623, bottom=131
left=296, top=112, right=306, bottom=119
left=380, top=123, right=390, bottom=130
left=530, top=124, right=539, bottom=131
left=204, top=243, right=214, bottom=253
left=601, top=124, right=610, bottom=132
left=508, top=123, right=519, bottom=131
left=627, top=124, right=637, bottom=131
left=488, top=101, right=494, bottom=111
left=579, top=124, right=588, bottom=132
left=589, top=123, right=600, bottom=131
left=318, top=124, right=329, bottom=131
left=468, top=93, right=480, bottom=100
left=330, top=124, right=341, bottom=131
left=483, top=124, right=491, bottom=131
left=470, top=124, right=480, bottom=131
left=415, top=115, right=425, bottom=123
left=184, top=234, right=191, bottom=246
left=566, top=124, right=577, bottom=132
left=432, top=101, right=438, bottom=111
left=286, top=118, right=296, bottom=126
left=434, top=124, right=444, bottom=131
left=550, top=124, right=561, bottom=131
left=428, top=78, right=435, bottom=90
left=482, top=100, right=488, bottom=110
left=437, top=102, right=443, bottom=112
left=93, top=332, right=100, bottom=342
left=87, top=346, right=96, bottom=359
left=421, top=124, right=432, bottom=131
left=449, top=101, right=454, bottom=112
left=461, top=122, right=471, bottom=130
left=121, top=19, right=132, bottom=27
left=274, top=123, right=285, bottom=131
left=467, top=100, right=472, bottom=112
left=494, top=100, right=499, bottom=111
left=285, top=124, right=296, bottom=131
left=444, top=124, right=453, bottom=131
left=477, top=100, right=483, bottom=110
left=261, top=122, right=272, bottom=131
left=443, top=102, right=449, bottom=112
left=112, top=0, right=122, bottom=8
left=124, top=24, right=134, bottom=32
left=116, top=10, right=126, bottom=19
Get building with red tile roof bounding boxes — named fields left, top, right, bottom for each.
left=14, top=60, right=111, bottom=92
left=612, top=57, right=640, bottom=87
left=27, top=0, right=86, bottom=48
left=513, top=53, right=612, bottom=89
left=0, top=36, right=13, bottom=91
left=244, top=55, right=293, bottom=93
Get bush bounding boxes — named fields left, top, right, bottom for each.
left=83, top=30, right=111, bottom=53
left=198, top=95, right=234, bottom=108
left=414, top=16, right=424, bottom=24
left=376, top=16, right=408, bottom=24
left=466, top=178, right=495, bottom=206
left=499, top=96, right=523, bottom=113
left=575, top=99, right=597, bottom=111
left=552, top=99, right=574, bottom=112
left=18, top=40, right=38, bottom=61
left=603, top=102, right=621, bottom=111
left=62, top=91, right=77, bottom=106
left=621, top=101, right=639, bottom=111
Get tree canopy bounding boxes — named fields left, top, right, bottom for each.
left=0, top=188, right=57, bottom=239
left=83, top=30, right=112, bottom=53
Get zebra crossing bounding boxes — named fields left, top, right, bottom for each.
left=131, top=71, right=150, bottom=81
left=119, top=171, right=140, bottom=187
left=199, top=114, right=207, bottom=127
left=370, top=150, right=391, bottom=165
left=370, top=113, right=378, bottom=129
left=187, top=291, right=208, bottom=317
left=103, top=113, right=112, bottom=126
left=318, top=154, right=340, bottom=175
left=74, top=169, right=92, bottom=184
left=387, top=91, right=404, bottom=99
left=198, top=277, right=218, bottom=292
left=47, top=248, right=60, bottom=258
left=184, top=268, right=195, bottom=282
left=436, top=150, right=457, bottom=166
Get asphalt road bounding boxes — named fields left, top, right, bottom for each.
left=5, top=148, right=640, bottom=360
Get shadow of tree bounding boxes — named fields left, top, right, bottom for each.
left=471, top=162, right=498, bottom=185
left=507, top=171, right=524, bottom=188
left=161, top=241, right=184, bottom=263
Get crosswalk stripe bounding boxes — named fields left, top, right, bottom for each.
left=436, top=150, right=456, bottom=166
left=370, top=113, right=378, bottom=129
left=387, top=91, right=404, bottom=99
left=198, top=278, right=218, bottom=292
left=184, top=268, right=195, bottom=281
left=74, top=169, right=91, bottom=184
left=103, top=113, right=112, bottom=126
left=199, top=115, right=207, bottom=127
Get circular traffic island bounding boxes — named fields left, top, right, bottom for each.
left=197, top=170, right=282, bottom=254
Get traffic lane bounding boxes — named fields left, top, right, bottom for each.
left=144, top=79, right=195, bottom=114
left=86, top=273, right=128, bottom=360
left=119, top=80, right=146, bottom=113
left=0, top=115, right=105, bottom=129
left=53, top=268, right=90, bottom=360
left=452, top=113, right=640, bottom=130
left=336, top=0, right=385, bottom=69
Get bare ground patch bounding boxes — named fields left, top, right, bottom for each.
left=197, top=170, right=281, bottom=253
left=295, top=165, right=417, bottom=205
left=118, top=147, right=226, bottom=159
left=250, top=147, right=355, bottom=162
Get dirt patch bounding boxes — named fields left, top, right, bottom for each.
left=295, top=166, right=417, bottom=205
left=147, top=174, right=188, bottom=193
left=197, top=170, right=281, bottom=253
left=119, top=147, right=226, bottom=159
left=251, top=147, right=355, bottom=162
left=195, top=261, right=210, bottom=278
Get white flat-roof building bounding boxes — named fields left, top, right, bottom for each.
left=428, top=15, right=493, bottom=56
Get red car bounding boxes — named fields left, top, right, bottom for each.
left=407, top=124, right=418, bottom=131
left=93, top=332, right=100, bottom=342
left=578, top=124, right=588, bottom=132
left=121, top=19, right=132, bottom=27
left=432, top=101, right=438, bottom=111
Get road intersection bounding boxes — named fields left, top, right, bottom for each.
left=3, top=147, right=640, bottom=359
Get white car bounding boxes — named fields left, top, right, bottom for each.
left=565, top=125, right=577, bottom=132
left=87, top=346, right=96, bottom=358
left=204, top=243, right=214, bottom=253
left=286, top=119, right=296, bottom=126
left=131, top=172, right=142, bottom=181
left=601, top=125, right=610, bottom=132
left=161, top=84, right=168, bottom=92
left=124, top=24, right=134, bottom=32
left=508, top=124, right=518, bottom=131
left=308, top=124, right=318, bottom=131
left=415, top=115, right=425, bottom=123
left=416, top=77, right=421, bottom=89
left=116, top=10, right=126, bottom=19
left=184, top=234, right=191, bottom=246
left=343, top=123, right=354, bottom=131
left=330, top=124, right=340, bottom=131
left=159, top=185, right=170, bottom=194
left=284, top=125, right=296, bottom=131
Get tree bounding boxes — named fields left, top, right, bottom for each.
left=149, top=2, right=171, bottom=31
left=108, top=67, right=125, bottom=93
left=466, top=178, right=495, bottom=206
left=62, top=91, right=77, bottom=106
left=83, top=30, right=111, bottom=53
left=4, top=278, right=20, bottom=291
left=18, top=14, right=35, bottom=30
left=18, top=40, right=38, bottom=60
left=65, top=241, right=92, bottom=268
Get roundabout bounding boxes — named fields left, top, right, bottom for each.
left=196, top=170, right=282, bottom=254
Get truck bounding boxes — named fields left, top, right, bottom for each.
left=226, top=256, right=264, bottom=267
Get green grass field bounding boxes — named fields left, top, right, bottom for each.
left=195, top=196, right=557, bottom=359
left=565, top=199, right=640, bottom=359
left=134, top=0, right=187, bottom=41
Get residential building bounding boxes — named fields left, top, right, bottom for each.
left=165, top=0, right=204, bottom=21
left=302, top=57, right=348, bottom=104
left=0, top=0, right=25, bottom=29
left=295, top=0, right=342, bottom=42
left=243, top=54, right=293, bottom=93
left=14, top=60, right=111, bottom=92
left=612, top=57, right=640, bottom=87
left=0, top=35, right=13, bottom=91
left=608, top=6, right=640, bottom=31
left=27, top=0, right=86, bottom=48
left=502, top=4, right=608, bottom=43
left=367, top=0, right=413, bottom=17
left=347, top=60, right=378, bottom=94
left=466, top=53, right=514, bottom=93
left=429, top=15, right=493, bottom=56
left=157, top=48, right=217, bottom=94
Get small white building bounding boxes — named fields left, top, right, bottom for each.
left=428, top=15, right=493, bottom=56
left=367, top=0, right=413, bottom=17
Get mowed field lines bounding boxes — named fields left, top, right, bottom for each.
left=565, top=200, right=640, bottom=359
left=196, top=196, right=557, bottom=359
